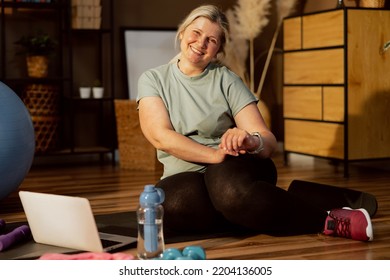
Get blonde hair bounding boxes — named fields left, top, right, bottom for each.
left=174, top=5, right=230, bottom=61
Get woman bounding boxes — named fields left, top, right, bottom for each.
left=137, top=5, right=375, bottom=241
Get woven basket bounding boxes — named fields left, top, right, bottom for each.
left=23, top=84, right=60, bottom=153
left=23, top=84, right=59, bottom=116
left=114, top=100, right=162, bottom=172
left=359, top=0, right=385, bottom=7
left=31, top=115, right=59, bottom=153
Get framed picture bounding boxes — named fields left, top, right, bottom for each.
left=122, top=28, right=177, bottom=100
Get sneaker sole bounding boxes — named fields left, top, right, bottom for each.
left=343, top=207, right=374, bottom=241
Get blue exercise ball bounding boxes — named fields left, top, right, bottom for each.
left=0, top=81, right=35, bottom=201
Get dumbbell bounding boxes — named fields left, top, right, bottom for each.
left=161, top=246, right=206, bottom=260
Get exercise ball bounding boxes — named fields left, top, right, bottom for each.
left=0, top=82, right=35, bottom=201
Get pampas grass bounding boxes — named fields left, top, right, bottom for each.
left=222, top=0, right=271, bottom=92
left=255, top=0, right=297, bottom=98
left=224, top=9, right=249, bottom=85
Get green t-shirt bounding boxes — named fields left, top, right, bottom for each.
left=137, top=61, right=257, bottom=178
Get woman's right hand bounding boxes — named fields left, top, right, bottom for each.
left=212, top=148, right=229, bottom=163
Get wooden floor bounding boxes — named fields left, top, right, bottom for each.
left=1, top=150, right=389, bottom=260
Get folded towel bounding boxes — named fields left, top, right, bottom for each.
left=39, top=252, right=135, bottom=260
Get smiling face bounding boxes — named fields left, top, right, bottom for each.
left=179, top=16, right=222, bottom=74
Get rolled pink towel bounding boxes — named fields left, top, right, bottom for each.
left=39, top=252, right=135, bottom=260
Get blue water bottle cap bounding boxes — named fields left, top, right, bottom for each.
left=140, top=184, right=165, bottom=206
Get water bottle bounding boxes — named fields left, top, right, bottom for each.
left=137, top=184, right=165, bottom=259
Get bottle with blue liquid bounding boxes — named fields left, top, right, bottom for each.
left=137, top=184, right=165, bottom=259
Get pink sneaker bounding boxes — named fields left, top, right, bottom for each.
left=323, top=208, right=373, bottom=241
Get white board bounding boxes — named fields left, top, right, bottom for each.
left=124, top=29, right=178, bottom=100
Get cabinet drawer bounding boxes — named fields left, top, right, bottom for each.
left=283, top=86, right=322, bottom=120
left=284, top=49, right=344, bottom=84
left=283, top=17, right=302, bottom=51
left=303, top=10, right=344, bottom=49
left=284, top=120, right=344, bottom=158
left=323, top=86, right=344, bottom=122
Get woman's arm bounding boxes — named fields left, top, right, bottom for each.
left=138, top=96, right=231, bottom=164
left=219, top=102, right=277, bottom=158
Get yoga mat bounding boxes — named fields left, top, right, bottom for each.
left=95, top=211, right=240, bottom=244
left=0, top=211, right=241, bottom=260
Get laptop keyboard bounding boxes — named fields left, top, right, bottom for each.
left=101, top=239, right=121, bottom=248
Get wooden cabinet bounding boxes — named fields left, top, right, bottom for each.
left=283, top=9, right=390, bottom=175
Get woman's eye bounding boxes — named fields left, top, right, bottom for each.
left=209, top=39, right=217, bottom=45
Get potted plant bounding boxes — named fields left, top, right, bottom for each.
left=92, top=79, right=104, bottom=98
left=15, top=31, right=57, bottom=78
left=79, top=84, right=91, bottom=99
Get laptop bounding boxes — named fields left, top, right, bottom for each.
left=18, top=191, right=137, bottom=255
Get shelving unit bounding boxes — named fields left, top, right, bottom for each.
left=0, top=0, right=116, bottom=164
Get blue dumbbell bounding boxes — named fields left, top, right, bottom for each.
left=182, top=246, right=206, bottom=260
left=162, top=248, right=183, bottom=260
left=161, top=246, right=206, bottom=260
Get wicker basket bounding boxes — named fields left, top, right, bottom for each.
left=23, top=84, right=59, bottom=116
left=31, top=115, right=59, bottom=153
left=359, top=0, right=385, bottom=7
left=114, top=100, right=162, bottom=172
left=23, top=84, right=60, bottom=153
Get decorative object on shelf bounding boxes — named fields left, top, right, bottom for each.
left=23, top=83, right=60, bottom=153
left=92, top=79, right=104, bottom=98
left=337, top=0, right=345, bottom=8
left=71, top=0, right=102, bottom=29
left=79, top=86, right=91, bottom=98
left=25, top=55, right=49, bottom=78
left=14, top=31, right=57, bottom=78
left=0, top=81, right=35, bottom=201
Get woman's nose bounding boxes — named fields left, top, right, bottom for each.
left=197, top=36, right=207, bottom=49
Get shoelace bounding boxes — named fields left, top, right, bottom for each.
left=330, top=213, right=352, bottom=239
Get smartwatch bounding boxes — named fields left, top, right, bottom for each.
left=247, top=132, right=264, bottom=154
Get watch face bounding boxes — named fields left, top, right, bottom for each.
left=249, top=132, right=264, bottom=154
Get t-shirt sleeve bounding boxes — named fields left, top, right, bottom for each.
left=136, top=70, right=160, bottom=103
left=225, top=72, right=258, bottom=117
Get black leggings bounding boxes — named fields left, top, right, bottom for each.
left=156, top=155, right=330, bottom=235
